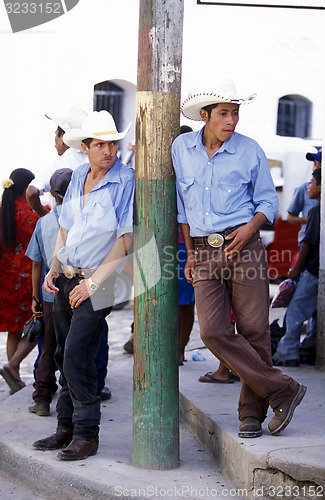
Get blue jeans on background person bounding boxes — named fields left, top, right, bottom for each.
left=273, top=270, right=318, bottom=364
left=53, top=275, right=113, bottom=440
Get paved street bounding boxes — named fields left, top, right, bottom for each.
left=0, top=288, right=292, bottom=500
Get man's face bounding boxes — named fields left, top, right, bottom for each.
left=201, top=102, right=239, bottom=143
left=307, top=176, right=321, bottom=199
left=82, top=139, right=119, bottom=171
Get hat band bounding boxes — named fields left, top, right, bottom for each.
left=93, top=130, right=118, bottom=136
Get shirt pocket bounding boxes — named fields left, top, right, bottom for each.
left=213, top=181, right=243, bottom=214
left=178, top=177, right=195, bottom=208
left=91, top=203, right=118, bottom=233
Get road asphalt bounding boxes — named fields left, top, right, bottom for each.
left=0, top=298, right=324, bottom=500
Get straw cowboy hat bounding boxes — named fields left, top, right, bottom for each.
left=63, top=110, right=131, bottom=149
left=45, top=106, right=88, bottom=132
left=181, top=79, right=256, bottom=121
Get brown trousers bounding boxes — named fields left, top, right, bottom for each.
left=193, top=233, right=298, bottom=422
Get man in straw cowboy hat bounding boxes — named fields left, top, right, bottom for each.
left=172, top=79, right=306, bottom=439
left=32, top=110, right=134, bottom=460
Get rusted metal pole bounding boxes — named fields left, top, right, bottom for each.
left=132, top=0, right=184, bottom=469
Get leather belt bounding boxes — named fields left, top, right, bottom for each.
left=61, top=264, right=95, bottom=280
left=193, top=224, right=246, bottom=249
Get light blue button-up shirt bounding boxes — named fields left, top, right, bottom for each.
left=57, top=159, right=134, bottom=269
left=26, top=206, right=61, bottom=303
left=172, top=129, right=278, bottom=237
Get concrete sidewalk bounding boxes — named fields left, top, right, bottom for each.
left=0, top=301, right=324, bottom=500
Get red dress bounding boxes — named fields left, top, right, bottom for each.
left=0, top=196, right=38, bottom=332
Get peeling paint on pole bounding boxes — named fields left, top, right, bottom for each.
left=133, top=0, right=184, bottom=469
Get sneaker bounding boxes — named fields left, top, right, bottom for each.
left=238, top=417, right=262, bottom=438
left=268, top=384, right=307, bottom=436
left=28, top=402, right=50, bottom=417
left=100, top=386, right=112, bottom=401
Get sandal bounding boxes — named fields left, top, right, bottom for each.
left=0, top=367, right=25, bottom=394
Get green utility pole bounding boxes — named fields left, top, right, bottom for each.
left=132, top=0, right=184, bottom=469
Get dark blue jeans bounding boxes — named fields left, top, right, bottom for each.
left=53, top=275, right=113, bottom=440
left=33, top=319, right=109, bottom=400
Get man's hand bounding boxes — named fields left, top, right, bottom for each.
left=288, top=267, right=299, bottom=281
left=184, top=252, right=195, bottom=284
left=69, top=279, right=91, bottom=309
left=224, top=224, right=255, bottom=260
left=43, top=269, right=60, bottom=294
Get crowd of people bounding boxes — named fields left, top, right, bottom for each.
left=0, top=78, right=320, bottom=460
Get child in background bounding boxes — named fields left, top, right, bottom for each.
left=26, top=168, right=73, bottom=416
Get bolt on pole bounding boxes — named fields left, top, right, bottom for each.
left=132, top=0, right=184, bottom=469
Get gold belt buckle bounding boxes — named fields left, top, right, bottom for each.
left=62, top=264, right=76, bottom=279
left=207, top=233, right=224, bottom=248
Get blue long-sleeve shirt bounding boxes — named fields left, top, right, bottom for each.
left=172, top=129, right=278, bottom=237
left=57, top=158, right=134, bottom=270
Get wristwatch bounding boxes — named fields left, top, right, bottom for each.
left=88, top=277, right=98, bottom=292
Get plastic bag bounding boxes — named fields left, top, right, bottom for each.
left=271, top=279, right=296, bottom=308
left=22, top=316, right=44, bottom=343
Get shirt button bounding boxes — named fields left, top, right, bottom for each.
left=205, top=187, right=209, bottom=190
left=205, top=212, right=209, bottom=215
left=208, top=162, right=211, bottom=165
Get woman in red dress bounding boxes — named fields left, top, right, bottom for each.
left=0, top=168, right=38, bottom=393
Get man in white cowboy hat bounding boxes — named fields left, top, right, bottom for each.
left=27, top=106, right=88, bottom=217
left=172, top=79, right=306, bottom=439
left=32, top=110, right=134, bottom=461
left=27, top=105, right=113, bottom=403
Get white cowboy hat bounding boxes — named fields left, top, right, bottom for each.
left=45, top=106, right=88, bottom=131
left=63, top=110, right=131, bottom=149
left=181, top=79, right=256, bottom=121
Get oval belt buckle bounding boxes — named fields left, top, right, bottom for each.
left=207, top=233, right=224, bottom=248
left=62, top=264, right=75, bottom=279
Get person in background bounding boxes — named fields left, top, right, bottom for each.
left=172, top=78, right=306, bottom=439
left=287, top=150, right=321, bottom=243
left=26, top=106, right=88, bottom=217
left=273, top=168, right=321, bottom=366
left=0, top=169, right=39, bottom=394
left=26, top=168, right=73, bottom=416
left=32, top=111, right=134, bottom=461
left=177, top=125, right=196, bottom=365
left=178, top=224, right=195, bottom=365
left=286, top=150, right=321, bottom=360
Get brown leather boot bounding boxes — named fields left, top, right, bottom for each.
left=238, top=417, right=262, bottom=438
left=32, top=428, right=73, bottom=450
left=57, top=437, right=99, bottom=461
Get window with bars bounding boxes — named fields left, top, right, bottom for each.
left=276, top=95, right=312, bottom=138
left=93, top=81, right=124, bottom=132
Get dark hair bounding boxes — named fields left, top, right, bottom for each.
left=313, top=167, right=322, bottom=186
left=82, top=138, right=93, bottom=148
left=0, top=168, right=35, bottom=250
left=180, top=125, right=193, bottom=134
left=201, top=103, right=220, bottom=118
left=57, top=126, right=65, bottom=137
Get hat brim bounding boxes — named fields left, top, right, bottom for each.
left=45, top=112, right=65, bottom=129
left=181, top=93, right=257, bottom=121
left=63, top=122, right=131, bottom=149
left=306, top=151, right=322, bottom=163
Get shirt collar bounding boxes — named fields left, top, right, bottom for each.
left=75, top=158, right=122, bottom=188
left=190, top=128, right=237, bottom=154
